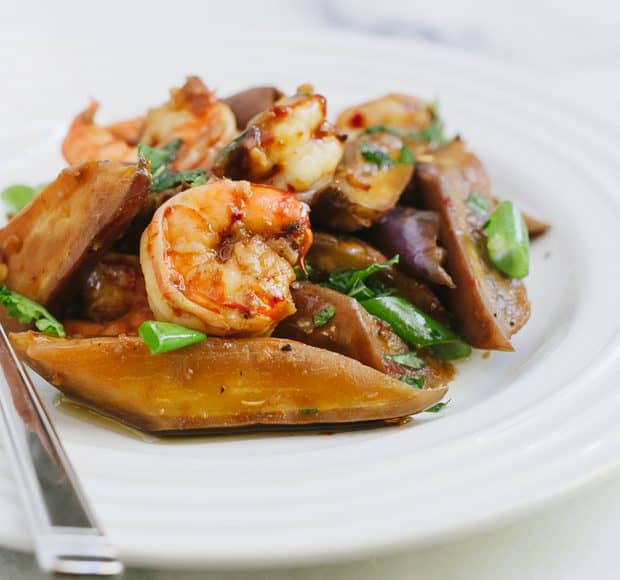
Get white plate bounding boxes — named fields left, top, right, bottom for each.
left=1, top=28, right=620, bottom=570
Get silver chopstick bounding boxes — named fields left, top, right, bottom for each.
left=0, top=323, right=123, bottom=576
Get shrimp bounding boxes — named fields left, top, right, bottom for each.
left=140, top=180, right=312, bottom=337
left=61, top=77, right=236, bottom=170
left=61, top=101, right=137, bottom=165
left=212, top=85, right=345, bottom=198
left=141, top=76, right=236, bottom=170
left=336, top=93, right=435, bottom=137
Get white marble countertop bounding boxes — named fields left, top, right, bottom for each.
left=1, top=1, right=619, bottom=578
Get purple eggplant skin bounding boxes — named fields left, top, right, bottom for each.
left=368, top=206, right=454, bottom=288
left=223, top=86, right=284, bottom=130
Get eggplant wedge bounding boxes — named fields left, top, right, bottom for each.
left=224, top=86, right=284, bottom=129
left=311, top=132, right=414, bottom=231
left=12, top=332, right=447, bottom=432
left=0, top=160, right=150, bottom=310
left=275, top=283, right=453, bottom=388
left=307, top=232, right=449, bottom=324
left=368, top=206, right=454, bottom=287
left=414, top=139, right=530, bottom=350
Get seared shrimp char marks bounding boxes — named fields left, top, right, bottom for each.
left=140, top=180, right=312, bottom=336
left=61, top=76, right=236, bottom=170
left=212, top=86, right=345, bottom=197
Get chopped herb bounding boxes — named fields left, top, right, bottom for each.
left=138, top=140, right=207, bottom=193
left=425, top=400, right=450, bottom=413
left=360, top=143, right=394, bottom=169
left=399, top=375, right=425, bottom=388
left=386, top=352, right=425, bottom=369
left=138, top=320, right=206, bottom=355
left=397, top=146, right=415, bottom=165
left=417, top=100, right=446, bottom=144
left=294, top=263, right=313, bottom=281
left=300, top=408, right=319, bottom=415
left=324, top=255, right=399, bottom=300
left=2, top=183, right=47, bottom=215
left=0, top=285, right=65, bottom=337
left=466, top=191, right=490, bottom=215
left=138, top=139, right=182, bottom=173
left=313, top=305, right=335, bottom=328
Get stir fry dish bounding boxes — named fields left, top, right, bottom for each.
left=0, top=77, right=549, bottom=433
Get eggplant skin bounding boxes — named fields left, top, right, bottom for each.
left=307, top=232, right=450, bottom=324
left=368, top=206, right=454, bottom=287
left=0, top=160, right=150, bottom=311
left=224, top=86, right=284, bottom=129
left=415, top=139, right=530, bottom=350
left=275, top=283, right=453, bottom=389
left=11, top=332, right=447, bottom=433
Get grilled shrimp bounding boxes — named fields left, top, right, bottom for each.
left=336, top=93, right=434, bottom=136
left=140, top=76, right=236, bottom=170
left=62, top=77, right=236, bottom=170
left=61, top=101, right=137, bottom=165
left=140, top=180, right=312, bottom=337
left=212, top=86, right=345, bottom=198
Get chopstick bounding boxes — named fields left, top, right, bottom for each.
left=0, top=322, right=123, bottom=576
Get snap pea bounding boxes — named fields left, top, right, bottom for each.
left=360, top=296, right=471, bottom=360
left=485, top=201, right=529, bottom=279
left=138, top=321, right=206, bottom=355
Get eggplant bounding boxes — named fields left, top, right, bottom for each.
left=368, top=206, right=454, bottom=287
left=224, top=86, right=284, bottom=129
left=311, top=132, right=414, bottom=231
left=414, top=139, right=530, bottom=350
left=0, top=160, right=150, bottom=311
left=307, top=232, right=449, bottom=324
left=12, top=332, right=447, bottom=432
left=275, top=283, right=453, bottom=388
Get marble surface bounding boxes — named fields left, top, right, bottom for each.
left=1, top=0, right=620, bottom=578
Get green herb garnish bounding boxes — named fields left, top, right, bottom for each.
left=386, top=352, right=425, bottom=369
left=397, top=146, right=415, bottom=165
left=0, top=285, right=65, bottom=337
left=324, top=255, right=399, bottom=300
left=360, top=143, right=394, bottom=168
left=466, top=191, right=490, bottom=215
left=425, top=400, right=450, bottom=413
left=313, top=305, right=335, bottom=328
left=294, top=263, right=313, bottom=281
left=399, top=375, right=425, bottom=388
left=138, top=320, right=206, bottom=355
left=300, top=408, right=319, bottom=415
left=1, top=183, right=46, bottom=215
left=138, top=140, right=207, bottom=193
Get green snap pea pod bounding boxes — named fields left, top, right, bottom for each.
left=360, top=296, right=471, bottom=360
left=139, top=321, right=206, bottom=355
left=485, top=201, right=529, bottom=279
